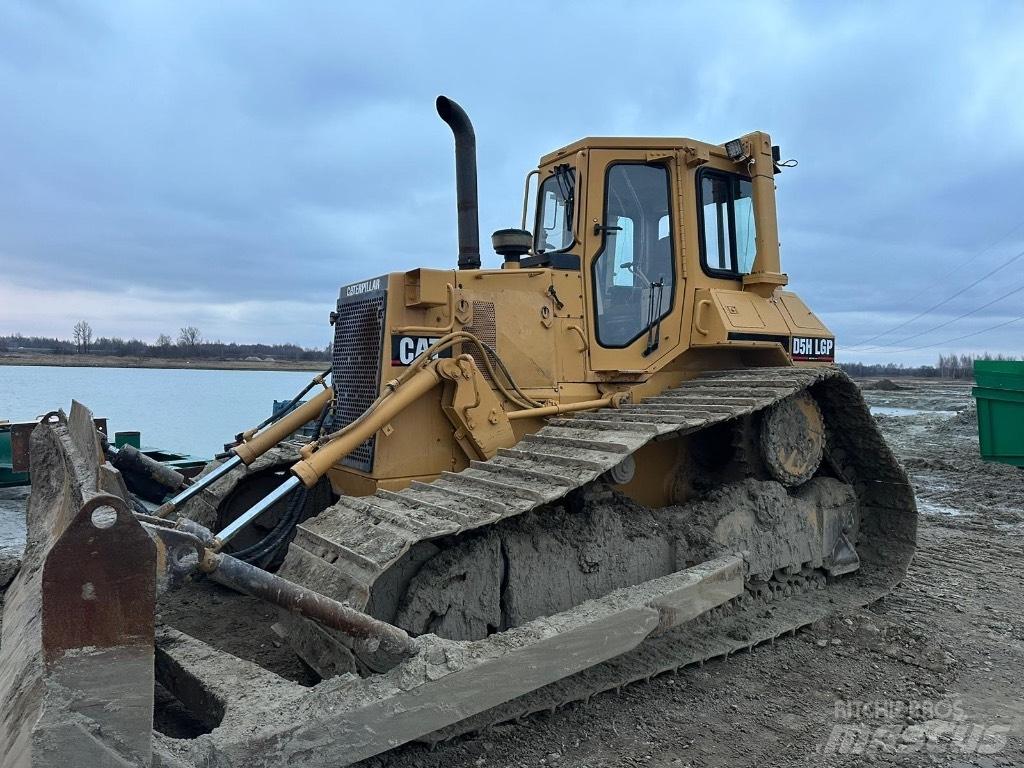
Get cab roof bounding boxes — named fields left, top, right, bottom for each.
left=538, top=135, right=734, bottom=166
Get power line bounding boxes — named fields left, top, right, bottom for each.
left=849, top=218, right=1024, bottom=346
left=856, top=311, right=1024, bottom=355
left=847, top=247, right=1024, bottom=349
left=853, top=281, right=1024, bottom=350
left=896, top=217, right=1024, bottom=304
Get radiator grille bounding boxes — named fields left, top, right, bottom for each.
left=463, top=301, right=496, bottom=382
left=330, top=292, right=386, bottom=472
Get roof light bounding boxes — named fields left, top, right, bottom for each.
left=724, top=138, right=746, bottom=161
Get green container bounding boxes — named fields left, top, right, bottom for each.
left=0, top=425, right=30, bottom=487
left=973, top=361, right=1024, bottom=467
left=974, top=360, right=1024, bottom=392
left=114, top=430, right=142, bottom=449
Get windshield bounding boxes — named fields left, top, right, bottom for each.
left=535, top=166, right=575, bottom=253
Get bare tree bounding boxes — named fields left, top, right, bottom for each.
left=177, top=326, right=201, bottom=351
left=156, top=333, right=172, bottom=348
left=73, top=320, right=93, bottom=353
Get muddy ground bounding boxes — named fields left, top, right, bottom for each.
left=3, top=379, right=1022, bottom=766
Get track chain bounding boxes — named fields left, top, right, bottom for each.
left=283, top=368, right=830, bottom=604
left=277, top=365, right=917, bottom=743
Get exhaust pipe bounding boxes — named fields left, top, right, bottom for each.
left=436, top=95, right=481, bottom=270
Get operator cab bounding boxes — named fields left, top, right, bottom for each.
left=433, top=93, right=829, bottom=378
left=500, top=134, right=799, bottom=373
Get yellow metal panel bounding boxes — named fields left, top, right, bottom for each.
left=541, top=136, right=731, bottom=166
left=712, top=291, right=767, bottom=330
left=404, top=268, right=452, bottom=308
left=550, top=270, right=584, bottom=318
left=778, top=292, right=830, bottom=332
left=468, top=270, right=558, bottom=389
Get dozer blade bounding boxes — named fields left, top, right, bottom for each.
left=153, top=553, right=743, bottom=767
left=0, top=403, right=156, bottom=768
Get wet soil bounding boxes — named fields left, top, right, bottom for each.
left=158, top=581, right=319, bottom=687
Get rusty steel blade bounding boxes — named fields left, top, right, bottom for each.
left=0, top=403, right=157, bottom=768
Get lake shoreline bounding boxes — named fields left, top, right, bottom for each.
left=1, top=366, right=321, bottom=457
left=0, top=354, right=326, bottom=372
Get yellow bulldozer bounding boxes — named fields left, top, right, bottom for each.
left=0, top=97, right=916, bottom=768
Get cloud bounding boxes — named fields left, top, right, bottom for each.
left=0, top=281, right=325, bottom=346
left=1, top=0, right=1022, bottom=364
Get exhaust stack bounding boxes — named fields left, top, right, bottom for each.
left=436, top=95, right=481, bottom=270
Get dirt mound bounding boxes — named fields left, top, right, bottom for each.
left=901, top=456, right=960, bottom=471
left=863, top=378, right=910, bottom=391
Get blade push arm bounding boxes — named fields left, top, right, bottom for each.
left=214, top=353, right=519, bottom=549
left=291, top=361, right=446, bottom=487
left=213, top=361, right=450, bottom=546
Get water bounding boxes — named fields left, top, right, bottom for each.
left=0, top=365, right=320, bottom=457
left=870, top=406, right=957, bottom=418
left=919, top=499, right=963, bottom=517
left=0, top=488, right=27, bottom=552
left=0, top=365, right=322, bottom=557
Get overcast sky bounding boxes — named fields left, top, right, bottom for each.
left=1, top=1, right=1022, bottom=365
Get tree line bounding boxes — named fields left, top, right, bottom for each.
left=840, top=353, right=1020, bottom=380
left=3, top=323, right=329, bottom=362
left=4, top=324, right=1018, bottom=374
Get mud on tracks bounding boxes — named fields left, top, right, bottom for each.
left=349, top=379, right=1023, bottom=767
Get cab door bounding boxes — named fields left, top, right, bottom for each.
left=583, top=150, right=684, bottom=374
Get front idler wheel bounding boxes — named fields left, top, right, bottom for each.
left=759, top=391, right=824, bottom=487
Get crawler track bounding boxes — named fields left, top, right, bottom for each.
left=277, top=365, right=917, bottom=738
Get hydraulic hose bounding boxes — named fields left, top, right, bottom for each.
left=229, top=400, right=333, bottom=566
left=310, top=330, right=540, bottom=452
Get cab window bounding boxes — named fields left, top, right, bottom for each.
left=535, top=166, right=575, bottom=253
left=698, top=169, right=756, bottom=276
left=592, top=163, right=674, bottom=349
